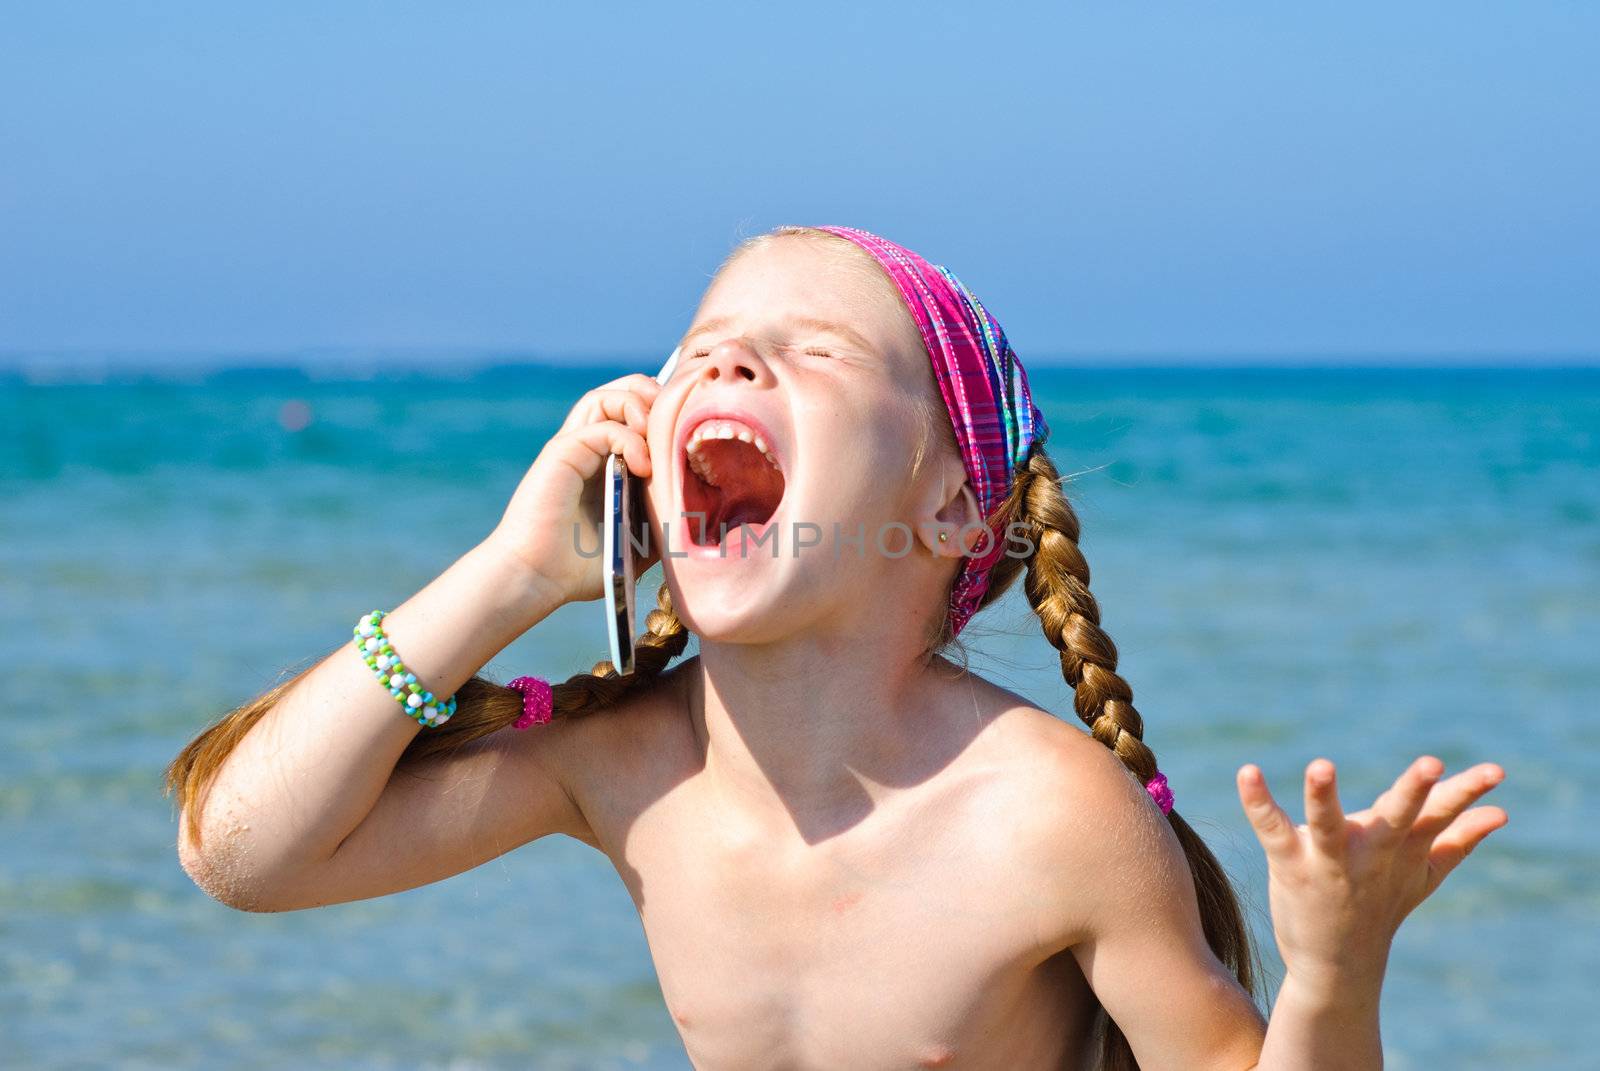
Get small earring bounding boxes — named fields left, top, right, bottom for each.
left=938, top=531, right=949, bottom=543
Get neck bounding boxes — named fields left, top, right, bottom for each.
left=685, top=618, right=979, bottom=845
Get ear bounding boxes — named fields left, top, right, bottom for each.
left=914, top=455, right=986, bottom=558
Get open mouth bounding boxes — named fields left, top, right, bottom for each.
left=680, top=417, right=787, bottom=548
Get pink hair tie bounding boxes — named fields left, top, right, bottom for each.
left=1145, top=771, right=1175, bottom=815
left=507, top=676, right=554, bottom=729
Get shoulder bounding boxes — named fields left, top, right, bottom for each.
left=969, top=691, right=1269, bottom=1064
left=955, top=671, right=1163, bottom=835
left=520, top=656, right=698, bottom=848
left=959, top=679, right=1194, bottom=954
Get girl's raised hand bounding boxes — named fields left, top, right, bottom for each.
left=1236, top=755, right=1508, bottom=998
left=483, top=373, right=663, bottom=610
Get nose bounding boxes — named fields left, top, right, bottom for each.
left=699, top=337, right=774, bottom=385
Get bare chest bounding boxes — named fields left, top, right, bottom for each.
left=590, top=773, right=1095, bottom=1070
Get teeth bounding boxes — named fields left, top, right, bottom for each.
left=684, top=418, right=783, bottom=473
left=688, top=450, right=717, bottom=484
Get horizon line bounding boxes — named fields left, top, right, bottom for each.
left=3, top=347, right=1598, bottom=369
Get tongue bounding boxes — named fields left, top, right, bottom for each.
left=714, top=489, right=771, bottom=534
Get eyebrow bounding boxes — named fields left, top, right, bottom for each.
left=678, top=315, right=877, bottom=355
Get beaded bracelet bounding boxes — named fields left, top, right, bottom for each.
left=352, top=610, right=458, bottom=728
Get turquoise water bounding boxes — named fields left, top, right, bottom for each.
left=3, top=361, right=1597, bottom=1069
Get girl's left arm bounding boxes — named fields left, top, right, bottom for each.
left=1027, top=738, right=1508, bottom=1071
left=1237, top=755, right=1508, bottom=1069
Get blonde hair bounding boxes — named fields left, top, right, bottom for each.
left=163, top=224, right=1254, bottom=1070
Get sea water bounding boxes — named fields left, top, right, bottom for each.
left=3, top=360, right=1596, bottom=1069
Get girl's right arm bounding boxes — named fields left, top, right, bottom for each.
left=175, top=373, right=664, bottom=912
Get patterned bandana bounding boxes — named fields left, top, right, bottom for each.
left=814, top=225, right=1050, bottom=638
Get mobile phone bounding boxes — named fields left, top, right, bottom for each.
left=603, top=346, right=681, bottom=674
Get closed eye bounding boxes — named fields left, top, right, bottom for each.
left=684, top=345, right=838, bottom=361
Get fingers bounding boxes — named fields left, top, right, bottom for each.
left=560, top=377, right=662, bottom=435
left=561, top=388, right=653, bottom=437
left=562, top=420, right=652, bottom=480
left=1237, top=764, right=1301, bottom=859
left=1370, top=755, right=1445, bottom=840
left=595, top=372, right=665, bottom=397
left=1425, top=805, right=1509, bottom=893
left=1411, top=763, right=1507, bottom=840
left=1303, top=758, right=1347, bottom=857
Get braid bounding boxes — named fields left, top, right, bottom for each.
left=982, top=442, right=1257, bottom=1071
left=565, top=579, right=693, bottom=711
left=1014, top=449, right=1158, bottom=784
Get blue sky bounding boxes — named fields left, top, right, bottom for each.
left=3, top=3, right=1596, bottom=362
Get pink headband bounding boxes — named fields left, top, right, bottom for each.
left=813, top=225, right=1050, bottom=638
left=814, top=227, right=1176, bottom=816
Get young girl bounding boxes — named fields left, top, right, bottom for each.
left=165, top=224, right=1508, bottom=1070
